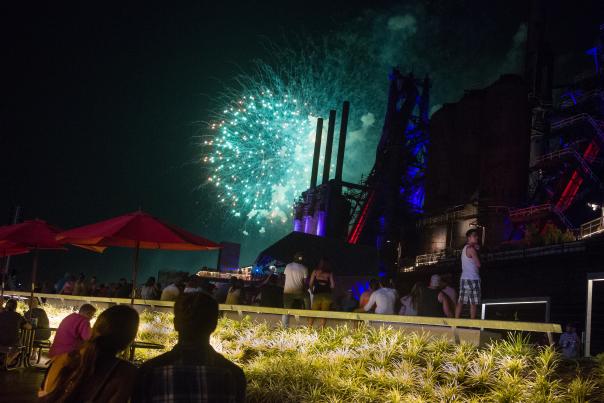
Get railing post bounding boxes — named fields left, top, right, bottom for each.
left=585, top=278, right=594, bottom=357
left=451, top=325, right=460, bottom=344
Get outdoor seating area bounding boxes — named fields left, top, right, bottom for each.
left=0, top=315, right=166, bottom=371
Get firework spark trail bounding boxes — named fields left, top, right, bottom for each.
left=202, top=89, right=316, bottom=226
left=202, top=38, right=385, bottom=233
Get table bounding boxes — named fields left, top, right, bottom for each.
left=128, top=341, right=165, bottom=361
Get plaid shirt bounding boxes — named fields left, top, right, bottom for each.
left=133, top=344, right=246, bottom=403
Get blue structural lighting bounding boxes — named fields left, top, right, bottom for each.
left=401, top=120, right=428, bottom=213
left=586, top=47, right=599, bottom=73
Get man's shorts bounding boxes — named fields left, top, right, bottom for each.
left=459, top=279, right=481, bottom=305
left=283, top=292, right=310, bottom=310
left=311, top=293, right=333, bottom=311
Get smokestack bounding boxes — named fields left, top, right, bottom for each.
left=309, top=118, right=324, bottom=188
left=321, top=110, right=337, bottom=185
left=334, top=101, right=350, bottom=183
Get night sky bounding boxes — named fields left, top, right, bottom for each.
left=1, top=1, right=601, bottom=285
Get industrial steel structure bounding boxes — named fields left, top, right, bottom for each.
left=291, top=70, right=430, bottom=272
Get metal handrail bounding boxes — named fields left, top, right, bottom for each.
left=509, top=203, right=551, bottom=218
left=535, top=148, right=604, bottom=189
left=5, top=291, right=561, bottom=335
left=418, top=210, right=476, bottom=227
left=415, top=250, right=445, bottom=266
left=580, top=217, right=604, bottom=238
left=551, top=113, right=604, bottom=144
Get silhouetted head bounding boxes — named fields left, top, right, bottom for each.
left=293, top=252, right=304, bottom=263
left=378, top=277, right=390, bottom=288
left=90, top=305, right=139, bottom=355
left=174, top=292, right=219, bottom=342
left=4, top=299, right=17, bottom=312
left=466, top=228, right=479, bottom=245
left=78, top=304, right=97, bottom=319
left=369, top=279, right=379, bottom=291
left=317, top=257, right=332, bottom=273
left=429, top=274, right=442, bottom=289
left=28, top=298, right=39, bottom=309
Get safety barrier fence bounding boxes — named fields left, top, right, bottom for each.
left=5, top=291, right=561, bottom=343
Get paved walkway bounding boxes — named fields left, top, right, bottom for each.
left=0, top=367, right=45, bottom=402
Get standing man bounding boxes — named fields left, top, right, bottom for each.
left=282, top=252, right=309, bottom=327
left=455, top=229, right=482, bottom=319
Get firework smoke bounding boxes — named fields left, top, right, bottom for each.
left=200, top=3, right=526, bottom=244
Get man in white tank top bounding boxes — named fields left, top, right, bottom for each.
left=455, top=229, right=481, bottom=319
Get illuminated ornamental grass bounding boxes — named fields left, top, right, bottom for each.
left=34, top=303, right=603, bottom=402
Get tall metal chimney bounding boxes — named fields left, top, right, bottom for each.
left=309, top=118, right=324, bottom=188
left=321, top=110, right=337, bottom=185
left=334, top=101, right=350, bottom=183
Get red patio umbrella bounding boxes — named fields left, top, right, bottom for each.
left=57, top=211, right=221, bottom=303
left=0, top=220, right=66, bottom=305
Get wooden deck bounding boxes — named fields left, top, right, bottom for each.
left=0, top=367, right=45, bottom=402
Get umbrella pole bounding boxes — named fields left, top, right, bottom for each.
left=0, top=255, right=6, bottom=301
left=131, top=242, right=140, bottom=305
left=30, top=249, right=39, bottom=310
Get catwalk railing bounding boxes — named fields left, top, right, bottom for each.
left=580, top=216, right=604, bottom=238
left=408, top=241, right=586, bottom=272
left=415, top=251, right=446, bottom=266
left=509, top=203, right=575, bottom=230
left=535, top=148, right=604, bottom=190
left=551, top=114, right=604, bottom=154
left=5, top=291, right=561, bottom=340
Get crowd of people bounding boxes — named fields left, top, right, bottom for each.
left=5, top=229, right=486, bottom=328
left=0, top=292, right=246, bottom=402
left=269, top=228, right=485, bottom=326
left=50, top=273, right=134, bottom=298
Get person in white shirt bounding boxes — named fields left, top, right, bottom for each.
left=183, top=275, right=204, bottom=294
left=455, top=229, right=482, bottom=319
left=364, top=278, right=397, bottom=315
left=160, top=282, right=181, bottom=301
left=281, top=252, right=310, bottom=327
